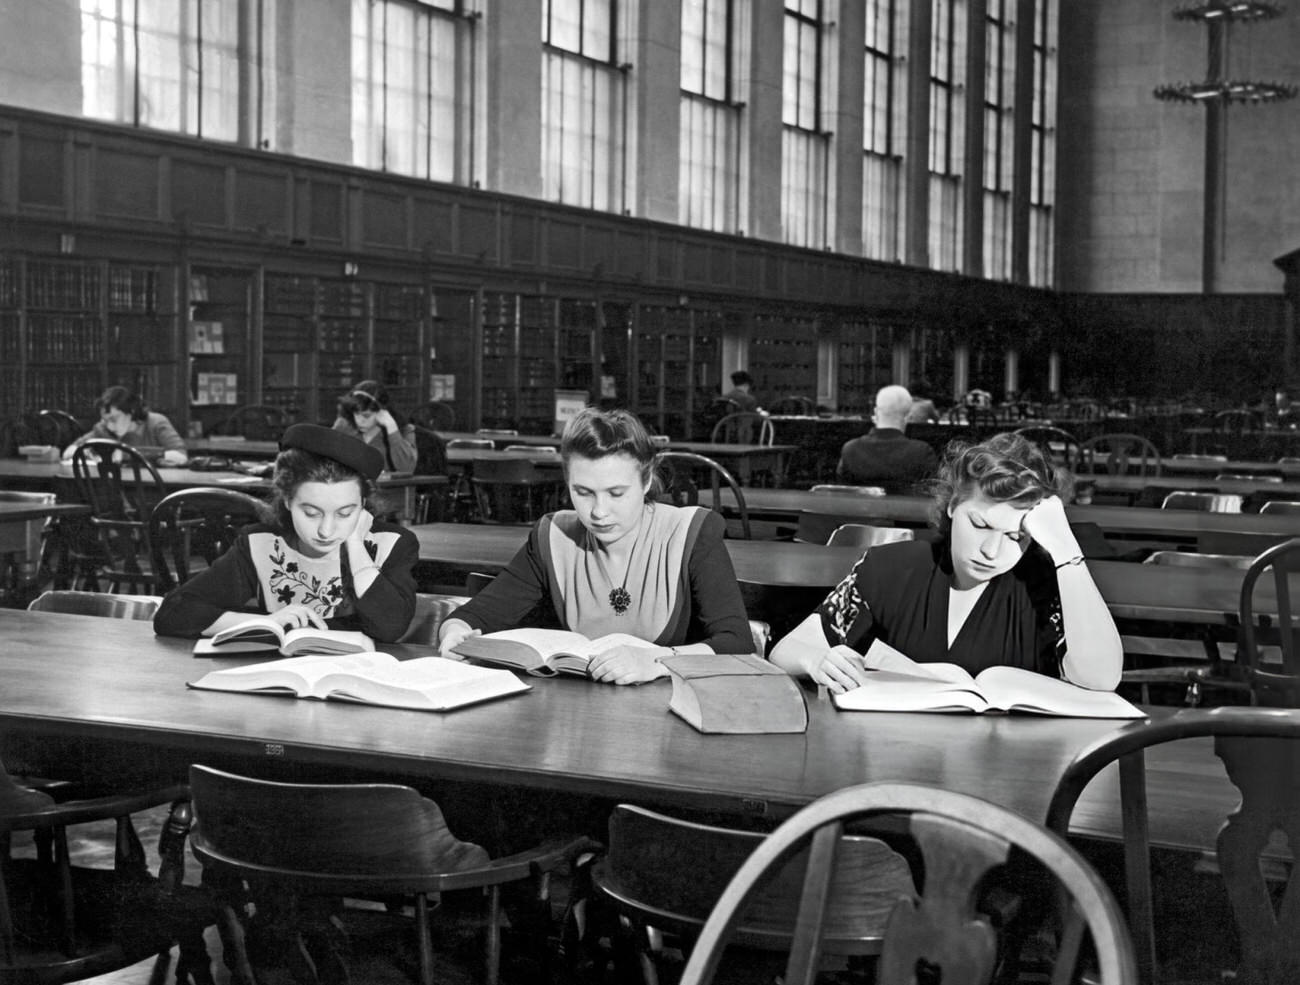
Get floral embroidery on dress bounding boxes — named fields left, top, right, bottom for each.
left=821, top=553, right=871, bottom=645
left=267, top=538, right=343, bottom=614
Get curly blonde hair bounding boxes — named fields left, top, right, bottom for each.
left=930, top=432, right=1074, bottom=535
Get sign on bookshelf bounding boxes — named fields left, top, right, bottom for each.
left=194, top=372, right=238, bottom=406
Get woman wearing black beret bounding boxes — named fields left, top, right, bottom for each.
left=153, top=424, right=418, bottom=642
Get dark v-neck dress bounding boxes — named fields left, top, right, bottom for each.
left=817, top=538, right=1065, bottom=677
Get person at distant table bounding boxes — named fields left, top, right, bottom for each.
left=837, top=384, right=939, bottom=493
left=332, top=379, right=418, bottom=473
left=153, top=424, right=417, bottom=643
left=63, top=385, right=188, bottom=465
left=437, top=407, right=753, bottom=684
left=721, top=370, right=762, bottom=414
left=771, top=431, right=1123, bottom=694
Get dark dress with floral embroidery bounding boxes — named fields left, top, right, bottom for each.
left=153, top=520, right=418, bottom=642
left=818, top=538, right=1065, bottom=677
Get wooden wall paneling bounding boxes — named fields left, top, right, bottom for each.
left=613, top=229, right=642, bottom=280
left=459, top=203, right=499, bottom=263
left=310, top=180, right=344, bottom=244
left=234, top=169, right=291, bottom=237
left=547, top=219, right=582, bottom=270
left=17, top=129, right=67, bottom=214
left=172, top=159, right=227, bottom=229
left=93, top=147, right=159, bottom=222
left=361, top=190, right=408, bottom=249
left=507, top=211, right=537, bottom=267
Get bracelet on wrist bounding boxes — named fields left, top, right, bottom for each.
left=1054, top=554, right=1085, bottom=570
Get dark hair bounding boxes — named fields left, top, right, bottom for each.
left=337, top=380, right=396, bottom=428
left=269, top=447, right=378, bottom=531
left=96, top=386, right=146, bottom=422
left=560, top=408, right=662, bottom=496
left=730, top=371, right=753, bottom=387
left=930, top=432, right=1073, bottom=536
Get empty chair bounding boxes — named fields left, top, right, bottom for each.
left=1079, top=433, right=1163, bottom=477
left=34, top=408, right=83, bottom=449
left=188, top=764, right=594, bottom=985
left=1228, top=537, right=1300, bottom=706
left=0, top=489, right=57, bottom=603
left=148, top=487, right=267, bottom=591
left=69, top=438, right=168, bottom=592
left=1160, top=490, right=1244, bottom=513
left=1014, top=425, right=1082, bottom=472
left=710, top=412, right=774, bottom=446
left=1260, top=499, right=1300, bottom=514
left=0, top=762, right=215, bottom=984
left=471, top=458, right=566, bottom=524
left=680, top=782, right=1137, bottom=985
left=1212, top=408, right=1261, bottom=433
left=212, top=403, right=291, bottom=440
left=1046, top=709, right=1300, bottom=984
left=409, top=399, right=456, bottom=431
left=657, top=451, right=751, bottom=540
left=590, top=802, right=916, bottom=985
left=826, top=524, right=915, bottom=549
left=809, top=483, right=886, bottom=496
left=27, top=589, right=161, bottom=620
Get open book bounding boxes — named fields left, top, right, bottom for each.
left=451, top=629, right=658, bottom=677
left=832, top=639, right=1143, bottom=718
left=188, top=652, right=529, bottom=711
left=193, top=615, right=373, bottom=656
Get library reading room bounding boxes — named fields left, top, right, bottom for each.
left=2, top=2, right=1300, bottom=984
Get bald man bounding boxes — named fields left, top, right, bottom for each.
left=837, top=385, right=939, bottom=493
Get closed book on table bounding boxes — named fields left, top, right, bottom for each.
left=660, top=652, right=808, bottom=734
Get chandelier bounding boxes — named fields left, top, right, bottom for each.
left=1154, top=1, right=1298, bottom=104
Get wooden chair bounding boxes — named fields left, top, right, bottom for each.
left=0, top=761, right=215, bottom=984
left=1079, top=433, right=1163, bottom=477
left=0, top=490, right=57, bottom=605
left=399, top=592, right=472, bottom=644
left=1160, top=490, right=1243, bottom=513
left=1212, top=408, right=1262, bottom=433
left=211, top=403, right=291, bottom=440
left=1224, top=537, right=1300, bottom=706
left=679, top=782, right=1137, bottom=985
left=826, top=524, right=915, bottom=549
left=470, top=458, right=566, bottom=524
left=1014, top=425, right=1083, bottom=472
left=657, top=452, right=751, bottom=540
left=1261, top=499, right=1300, bottom=514
left=589, top=802, right=916, bottom=985
left=188, top=764, right=596, bottom=985
left=69, top=438, right=167, bottom=593
left=148, top=487, right=267, bottom=591
left=409, top=400, right=456, bottom=431
left=810, top=483, right=886, bottom=496
left=34, top=409, right=83, bottom=449
left=27, top=589, right=160, bottom=620
left=1045, top=708, right=1300, bottom=984
left=710, top=412, right=774, bottom=446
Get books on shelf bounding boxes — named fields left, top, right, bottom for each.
left=193, top=616, right=373, bottom=656
left=831, top=640, right=1143, bottom=719
left=661, top=652, right=808, bottom=734
left=451, top=628, right=658, bottom=677
left=188, top=652, right=530, bottom=711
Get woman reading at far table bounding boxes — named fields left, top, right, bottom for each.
left=437, top=407, right=753, bottom=684
left=770, top=432, right=1123, bottom=694
left=332, top=379, right=418, bottom=474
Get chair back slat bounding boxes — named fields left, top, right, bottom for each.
left=657, top=451, right=750, bottom=539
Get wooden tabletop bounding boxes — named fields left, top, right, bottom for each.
left=0, top=500, right=91, bottom=522
left=0, top=608, right=1246, bottom=852
left=0, top=458, right=445, bottom=493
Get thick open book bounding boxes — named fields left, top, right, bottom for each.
left=832, top=640, right=1143, bottom=718
left=188, top=652, right=529, bottom=711
left=193, top=615, right=373, bottom=656
left=452, top=629, right=657, bottom=677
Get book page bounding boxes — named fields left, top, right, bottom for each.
left=316, top=657, right=529, bottom=710
left=832, top=671, right=990, bottom=713
left=189, top=652, right=399, bottom=695
left=280, top=627, right=374, bottom=656
left=210, top=614, right=286, bottom=648
left=973, top=666, right=1145, bottom=719
left=859, top=638, right=974, bottom=686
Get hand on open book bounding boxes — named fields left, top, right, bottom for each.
left=804, top=644, right=869, bottom=695
left=587, top=644, right=671, bottom=686
left=271, top=604, right=327, bottom=632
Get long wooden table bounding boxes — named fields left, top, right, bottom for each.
left=0, top=608, right=1250, bottom=855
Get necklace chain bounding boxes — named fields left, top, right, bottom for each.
left=592, top=520, right=642, bottom=616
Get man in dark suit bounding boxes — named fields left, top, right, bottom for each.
left=837, top=384, right=939, bottom=493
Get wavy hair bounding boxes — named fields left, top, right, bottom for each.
left=560, top=407, right=663, bottom=497
left=930, top=432, right=1074, bottom=536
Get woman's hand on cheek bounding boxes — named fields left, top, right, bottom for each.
left=1022, top=495, right=1081, bottom=563
left=274, top=604, right=326, bottom=631
left=587, top=644, right=670, bottom=685
left=346, top=509, right=375, bottom=550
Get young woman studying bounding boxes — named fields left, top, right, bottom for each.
left=64, top=386, right=188, bottom=465
left=770, top=432, right=1123, bottom=694
left=153, top=424, right=417, bottom=643
left=332, top=379, right=418, bottom=474
left=437, top=408, right=753, bottom=684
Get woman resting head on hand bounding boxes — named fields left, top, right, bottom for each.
left=333, top=379, right=418, bottom=474
left=153, top=423, right=418, bottom=642
left=437, top=408, right=752, bottom=684
left=770, top=431, right=1122, bottom=694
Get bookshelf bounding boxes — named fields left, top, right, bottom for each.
left=836, top=321, right=895, bottom=415
left=428, top=287, right=476, bottom=427
left=187, top=267, right=252, bottom=436
left=261, top=274, right=317, bottom=424
left=372, top=282, right=425, bottom=420
left=632, top=304, right=724, bottom=438
left=749, top=313, right=818, bottom=411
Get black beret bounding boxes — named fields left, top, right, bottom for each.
left=280, top=424, right=385, bottom=481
